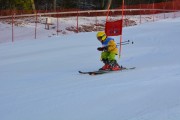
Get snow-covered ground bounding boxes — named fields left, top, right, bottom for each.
left=0, top=15, right=180, bottom=120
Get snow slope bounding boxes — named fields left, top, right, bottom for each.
left=0, top=17, right=180, bottom=120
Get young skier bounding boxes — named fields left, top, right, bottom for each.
left=96, top=31, right=121, bottom=71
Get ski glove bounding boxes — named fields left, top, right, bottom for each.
left=97, top=46, right=108, bottom=51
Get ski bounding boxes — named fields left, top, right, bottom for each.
left=79, top=67, right=136, bottom=75
left=79, top=70, right=109, bottom=75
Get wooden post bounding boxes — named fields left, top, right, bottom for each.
left=153, top=2, right=155, bottom=22
left=12, top=11, right=14, bottom=42
left=57, top=11, right=59, bottom=36
left=140, top=4, right=142, bottom=24
left=77, top=10, right=79, bottom=33
left=35, top=11, right=37, bottom=39
left=95, top=10, right=98, bottom=31
left=173, top=0, right=176, bottom=18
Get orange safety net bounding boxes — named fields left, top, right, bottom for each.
left=125, top=0, right=180, bottom=10
left=116, top=0, right=180, bottom=15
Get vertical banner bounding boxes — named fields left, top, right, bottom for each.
left=105, top=20, right=122, bottom=36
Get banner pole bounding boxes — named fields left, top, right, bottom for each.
left=119, top=0, right=124, bottom=59
left=106, top=0, right=112, bottom=21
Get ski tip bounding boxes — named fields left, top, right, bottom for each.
left=124, top=67, right=136, bottom=70
left=129, top=67, right=136, bottom=69
left=79, top=71, right=85, bottom=74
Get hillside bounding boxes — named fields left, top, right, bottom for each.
left=0, top=17, right=180, bottom=120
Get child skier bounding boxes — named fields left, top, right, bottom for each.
left=96, top=31, right=121, bottom=71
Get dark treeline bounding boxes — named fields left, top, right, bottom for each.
left=0, top=0, right=172, bottom=10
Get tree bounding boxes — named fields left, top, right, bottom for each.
left=53, top=0, right=56, bottom=10
left=31, top=0, right=36, bottom=11
left=0, top=0, right=173, bottom=10
left=0, top=0, right=33, bottom=10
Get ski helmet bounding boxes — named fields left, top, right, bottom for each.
left=96, top=31, right=106, bottom=41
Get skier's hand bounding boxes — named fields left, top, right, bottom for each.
left=97, top=47, right=108, bottom=51
left=97, top=47, right=104, bottom=51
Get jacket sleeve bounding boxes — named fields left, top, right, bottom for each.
left=107, top=40, right=117, bottom=52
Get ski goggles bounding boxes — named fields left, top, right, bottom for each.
left=97, top=36, right=102, bottom=40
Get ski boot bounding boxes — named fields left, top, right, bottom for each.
left=109, top=60, right=121, bottom=71
left=99, top=59, right=110, bottom=70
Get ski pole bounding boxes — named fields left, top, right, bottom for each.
left=117, top=41, right=134, bottom=46
left=121, top=40, right=130, bottom=43
left=117, top=40, right=133, bottom=45
left=117, top=40, right=130, bottom=44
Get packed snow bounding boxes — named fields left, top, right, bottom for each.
left=0, top=15, right=180, bottom=120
